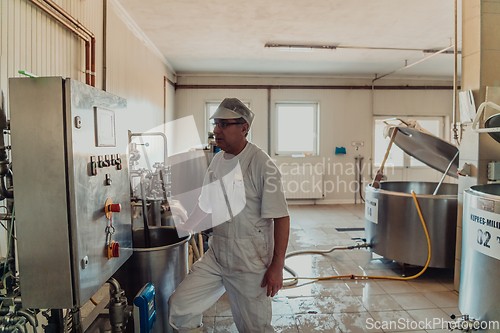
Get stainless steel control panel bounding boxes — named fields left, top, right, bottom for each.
left=9, top=77, right=132, bottom=308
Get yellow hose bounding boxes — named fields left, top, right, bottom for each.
left=283, top=190, right=431, bottom=283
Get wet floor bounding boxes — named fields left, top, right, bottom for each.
left=202, top=204, right=459, bottom=333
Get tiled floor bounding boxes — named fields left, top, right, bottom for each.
left=202, top=204, right=460, bottom=333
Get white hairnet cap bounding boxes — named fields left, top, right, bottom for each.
left=210, top=98, right=255, bottom=127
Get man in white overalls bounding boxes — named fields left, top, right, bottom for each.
left=169, top=98, right=290, bottom=332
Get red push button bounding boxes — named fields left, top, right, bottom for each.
left=111, top=242, right=120, bottom=258
left=109, top=204, right=121, bottom=213
left=107, top=242, right=120, bottom=259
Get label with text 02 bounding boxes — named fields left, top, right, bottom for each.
left=466, top=207, right=500, bottom=261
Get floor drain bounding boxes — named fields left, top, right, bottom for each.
left=335, top=227, right=365, bottom=232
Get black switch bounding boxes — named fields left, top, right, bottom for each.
left=105, top=174, right=112, bottom=186
left=91, top=162, right=98, bottom=175
left=116, top=156, right=122, bottom=170
left=90, top=156, right=97, bottom=176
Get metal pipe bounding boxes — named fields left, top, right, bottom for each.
left=0, top=94, right=9, bottom=178
left=107, top=277, right=121, bottom=293
left=43, top=0, right=94, bottom=37
left=102, top=0, right=108, bottom=90
left=0, top=324, right=17, bottom=333
left=433, top=150, right=460, bottom=195
left=26, top=0, right=94, bottom=86
left=42, top=0, right=96, bottom=86
left=7, top=297, right=22, bottom=305
left=0, top=171, right=13, bottom=199
left=140, top=172, right=151, bottom=248
left=452, top=0, right=459, bottom=143
left=373, top=44, right=460, bottom=83
left=358, top=156, right=365, bottom=202
left=354, top=156, right=358, bottom=204
left=15, top=311, right=37, bottom=331
left=165, top=77, right=176, bottom=88
left=130, top=132, right=168, bottom=165
left=176, top=84, right=456, bottom=90
left=91, top=38, right=96, bottom=87
left=267, top=88, right=271, bottom=154
left=163, top=77, right=167, bottom=122
left=13, top=322, right=25, bottom=333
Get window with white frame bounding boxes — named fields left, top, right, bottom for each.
left=373, top=116, right=445, bottom=167
left=275, top=102, right=319, bottom=156
left=205, top=101, right=251, bottom=143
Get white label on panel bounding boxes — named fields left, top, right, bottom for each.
left=365, top=192, right=378, bottom=224
left=95, top=107, right=116, bottom=147
left=351, top=141, right=364, bottom=147
left=466, top=207, right=500, bottom=261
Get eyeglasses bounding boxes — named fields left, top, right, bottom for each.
left=212, top=120, right=246, bottom=129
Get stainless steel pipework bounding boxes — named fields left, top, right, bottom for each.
left=448, top=314, right=480, bottom=332
left=108, top=277, right=132, bottom=333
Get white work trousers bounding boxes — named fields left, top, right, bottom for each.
left=168, top=248, right=273, bottom=333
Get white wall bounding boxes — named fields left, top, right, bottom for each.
left=174, top=75, right=455, bottom=204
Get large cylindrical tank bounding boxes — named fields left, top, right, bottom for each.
left=365, top=181, right=458, bottom=268
left=459, top=184, right=500, bottom=332
left=114, top=227, right=190, bottom=333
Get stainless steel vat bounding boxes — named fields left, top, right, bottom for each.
left=365, top=181, right=458, bottom=268
left=459, top=184, right=500, bottom=332
left=114, top=227, right=190, bottom=333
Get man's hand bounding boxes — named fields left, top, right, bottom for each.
left=174, top=204, right=209, bottom=237
left=262, top=215, right=290, bottom=297
left=176, top=222, right=191, bottom=232
left=261, top=261, right=284, bottom=297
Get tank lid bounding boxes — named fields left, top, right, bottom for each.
left=485, top=113, right=500, bottom=144
left=389, top=126, right=459, bottom=178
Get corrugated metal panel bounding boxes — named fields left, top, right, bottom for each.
left=1, top=0, right=172, bottom=116
left=0, top=0, right=174, bottom=259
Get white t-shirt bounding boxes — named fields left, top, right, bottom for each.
left=198, top=141, right=288, bottom=226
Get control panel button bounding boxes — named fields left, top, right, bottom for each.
left=90, top=156, right=98, bottom=176
left=112, top=242, right=119, bottom=258
left=108, top=203, right=121, bottom=213
left=107, top=241, right=120, bottom=259
left=74, top=116, right=82, bottom=129
left=104, top=198, right=120, bottom=219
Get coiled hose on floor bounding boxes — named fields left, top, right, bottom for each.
left=283, top=190, right=431, bottom=287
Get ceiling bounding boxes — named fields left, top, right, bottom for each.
left=117, top=0, right=462, bottom=78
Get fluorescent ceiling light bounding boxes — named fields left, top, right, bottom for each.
left=423, top=49, right=461, bottom=55
left=265, top=43, right=337, bottom=51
